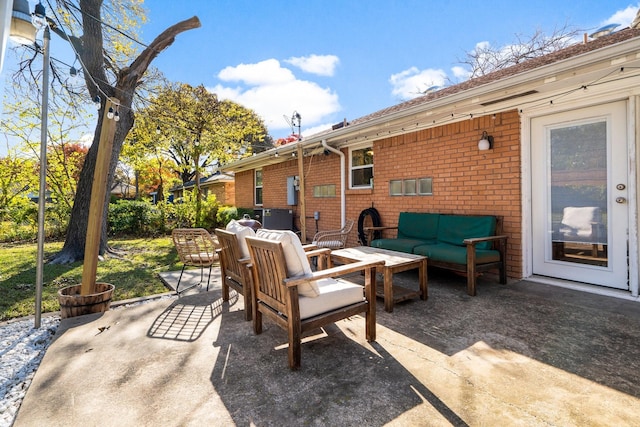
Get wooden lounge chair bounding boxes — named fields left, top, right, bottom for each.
left=246, top=231, right=383, bottom=370
left=171, top=228, right=218, bottom=295
left=215, top=228, right=254, bottom=321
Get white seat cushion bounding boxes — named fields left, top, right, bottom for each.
left=256, top=229, right=319, bottom=297
left=299, top=278, right=364, bottom=319
left=226, top=219, right=255, bottom=258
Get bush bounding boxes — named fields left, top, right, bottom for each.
left=108, top=199, right=161, bottom=236
left=216, top=206, right=238, bottom=226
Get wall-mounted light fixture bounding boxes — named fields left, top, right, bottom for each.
left=478, top=131, right=494, bottom=151
left=9, top=0, right=37, bottom=45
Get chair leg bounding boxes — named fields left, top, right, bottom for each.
left=253, top=309, right=262, bottom=335
left=205, top=265, right=213, bottom=291
left=288, top=320, right=302, bottom=370
left=176, top=264, right=187, bottom=295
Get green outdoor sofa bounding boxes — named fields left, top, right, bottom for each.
left=367, top=212, right=507, bottom=296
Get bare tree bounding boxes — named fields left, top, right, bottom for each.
left=459, top=24, right=582, bottom=79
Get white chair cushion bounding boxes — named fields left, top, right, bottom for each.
left=226, top=219, right=255, bottom=258
left=560, top=207, right=601, bottom=237
left=256, top=229, right=319, bottom=297
left=299, top=278, right=364, bottom=319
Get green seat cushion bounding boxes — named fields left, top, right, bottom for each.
left=397, top=212, right=440, bottom=240
left=371, top=238, right=429, bottom=253
left=413, top=243, right=500, bottom=265
left=436, top=215, right=496, bottom=250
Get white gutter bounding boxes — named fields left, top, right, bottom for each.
left=321, top=139, right=346, bottom=227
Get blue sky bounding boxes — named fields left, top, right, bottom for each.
left=141, top=0, right=639, bottom=138
left=2, top=0, right=639, bottom=149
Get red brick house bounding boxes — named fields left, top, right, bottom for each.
left=221, top=28, right=640, bottom=300
left=169, top=172, right=236, bottom=206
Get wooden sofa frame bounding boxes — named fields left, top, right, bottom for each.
left=366, top=214, right=507, bottom=296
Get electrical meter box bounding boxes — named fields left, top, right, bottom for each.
left=286, top=176, right=299, bottom=205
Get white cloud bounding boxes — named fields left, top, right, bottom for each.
left=451, top=65, right=471, bottom=81
left=303, top=122, right=333, bottom=138
left=602, top=5, right=639, bottom=28
left=389, top=66, right=448, bottom=100
left=285, top=54, right=340, bottom=76
left=217, top=59, right=295, bottom=85
left=210, top=59, right=340, bottom=133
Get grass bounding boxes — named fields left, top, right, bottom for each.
left=0, top=236, right=186, bottom=321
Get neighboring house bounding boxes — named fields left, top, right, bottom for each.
left=110, top=182, right=135, bottom=199
left=221, top=27, right=640, bottom=300
left=169, top=172, right=235, bottom=206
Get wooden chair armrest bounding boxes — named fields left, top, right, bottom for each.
left=302, top=243, right=318, bottom=251
left=304, top=248, right=331, bottom=258
left=463, top=235, right=508, bottom=246
left=305, top=248, right=331, bottom=270
left=284, top=259, right=385, bottom=287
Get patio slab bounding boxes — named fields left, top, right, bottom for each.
left=13, top=268, right=640, bottom=426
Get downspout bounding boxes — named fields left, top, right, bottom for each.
left=321, top=139, right=346, bottom=227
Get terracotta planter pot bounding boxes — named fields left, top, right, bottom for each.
left=57, top=282, right=115, bottom=319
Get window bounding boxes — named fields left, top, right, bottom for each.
left=349, top=145, right=373, bottom=188
left=389, top=177, right=433, bottom=196
left=403, top=179, right=416, bottom=195
left=313, top=184, right=336, bottom=197
left=418, top=178, right=433, bottom=195
left=389, top=180, right=403, bottom=196
left=255, top=169, right=263, bottom=206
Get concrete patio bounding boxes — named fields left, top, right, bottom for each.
left=13, top=267, right=640, bottom=426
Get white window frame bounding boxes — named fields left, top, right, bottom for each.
left=255, top=169, right=263, bottom=206
left=349, top=144, right=373, bottom=189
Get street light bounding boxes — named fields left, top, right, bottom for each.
left=10, top=0, right=49, bottom=328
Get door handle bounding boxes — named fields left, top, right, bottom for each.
left=616, top=197, right=627, bottom=204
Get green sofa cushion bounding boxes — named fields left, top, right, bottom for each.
left=371, top=238, right=435, bottom=253
left=436, top=215, right=496, bottom=250
left=397, top=212, right=440, bottom=240
left=413, top=243, right=501, bottom=265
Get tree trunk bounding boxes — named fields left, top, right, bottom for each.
left=49, top=14, right=201, bottom=264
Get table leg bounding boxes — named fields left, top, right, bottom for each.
left=384, top=267, right=393, bottom=313
left=419, top=259, right=428, bottom=300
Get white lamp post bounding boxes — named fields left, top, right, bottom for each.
left=9, top=0, right=48, bottom=328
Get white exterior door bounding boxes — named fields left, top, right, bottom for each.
left=531, top=101, right=628, bottom=289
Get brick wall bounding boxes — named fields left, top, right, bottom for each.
left=240, top=109, right=522, bottom=278
left=363, top=110, right=522, bottom=278
left=235, top=170, right=255, bottom=208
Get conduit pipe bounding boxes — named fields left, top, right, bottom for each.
left=321, top=139, right=346, bottom=227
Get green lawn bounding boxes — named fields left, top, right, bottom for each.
left=0, top=236, right=186, bottom=321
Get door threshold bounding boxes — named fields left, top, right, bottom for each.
left=528, top=275, right=640, bottom=302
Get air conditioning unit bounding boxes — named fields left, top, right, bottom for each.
left=262, top=208, right=293, bottom=230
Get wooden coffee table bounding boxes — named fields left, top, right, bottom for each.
left=330, top=246, right=427, bottom=312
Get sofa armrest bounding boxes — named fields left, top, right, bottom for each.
left=364, top=226, right=398, bottom=244
left=463, top=235, right=508, bottom=246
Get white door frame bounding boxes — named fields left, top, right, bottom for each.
left=521, top=94, right=638, bottom=297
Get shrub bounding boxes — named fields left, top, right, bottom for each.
left=216, top=206, right=238, bottom=226
left=108, top=199, right=161, bottom=236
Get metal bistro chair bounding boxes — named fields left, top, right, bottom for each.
left=171, top=228, right=218, bottom=295
left=311, top=218, right=355, bottom=250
